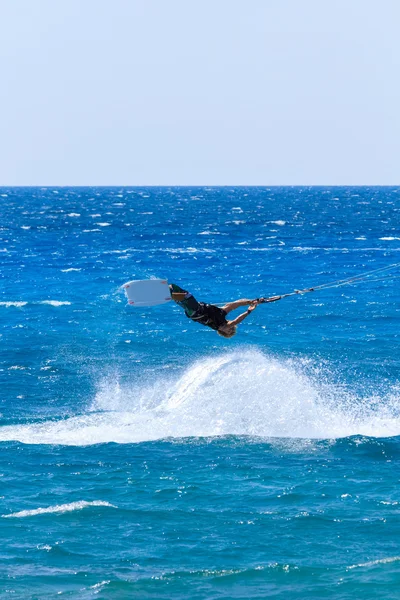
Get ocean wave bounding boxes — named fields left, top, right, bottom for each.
left=0, top=350, right=399, bottom=446
left=2, top=500, right=116, bottom=519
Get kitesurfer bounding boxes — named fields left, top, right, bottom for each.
left=169, top=284, right=281, bottom=338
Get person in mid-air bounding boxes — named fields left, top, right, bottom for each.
left=169, top=284, right=281, bottom=338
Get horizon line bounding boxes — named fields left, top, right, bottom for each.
left=0, top=184, right=399, bottom=189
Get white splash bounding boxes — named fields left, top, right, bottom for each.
left=1, top=350, right=399, bottom=446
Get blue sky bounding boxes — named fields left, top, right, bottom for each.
left=0, top=0, right=399, bottom=185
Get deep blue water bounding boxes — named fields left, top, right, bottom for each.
left=0, top=186, right=400, bottom=599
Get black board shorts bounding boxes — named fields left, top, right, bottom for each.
left=170, top=284, right=228, bottom=330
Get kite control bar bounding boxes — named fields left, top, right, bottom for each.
left=255, top=288, right=315, bottom=303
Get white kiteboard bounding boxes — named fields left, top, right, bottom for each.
left=123, top=279, right=172, bottom=307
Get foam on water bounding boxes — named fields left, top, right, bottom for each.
left=0, top=350, right=399, bottom=446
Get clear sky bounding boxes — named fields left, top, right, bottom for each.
left=0, top=0, right=399, bottom=185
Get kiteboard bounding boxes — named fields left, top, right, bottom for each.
left=123, top=279, right=172, bottom=307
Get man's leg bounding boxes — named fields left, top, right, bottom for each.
left=169, top=284, right=201, bottom=317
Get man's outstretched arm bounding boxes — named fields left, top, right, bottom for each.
left=222, top=298, right=254, bottom=314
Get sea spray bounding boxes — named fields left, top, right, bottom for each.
left=1, top=350, right=399, bottom=445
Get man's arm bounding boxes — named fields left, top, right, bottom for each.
left=222, top=298, right=254, bottom=314
left=227, top=302, right=257, bottom=326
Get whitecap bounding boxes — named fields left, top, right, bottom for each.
left=40, top=301, right=71, bottom=306
left=61, top=268, right=81, bottom=272
left=90, top=581, right=111, bottom=590
left=348, top=556, right=400, bottom=569
left=0, top=301, right=27, bottom=307
left=2, top=500, right=116, bottom=519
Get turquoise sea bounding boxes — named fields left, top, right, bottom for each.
left=1, top=186, right=400, bottom=599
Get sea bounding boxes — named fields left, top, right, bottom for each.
left=0, top=186, right=399, bottom=599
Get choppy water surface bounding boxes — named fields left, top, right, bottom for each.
left=1, top=187, right=400, bottom=599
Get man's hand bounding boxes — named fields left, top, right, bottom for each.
left=247, top=301, right=258, bottom=312
left=257, top=296, right=281, bottom=304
